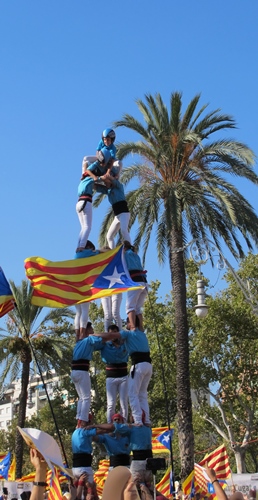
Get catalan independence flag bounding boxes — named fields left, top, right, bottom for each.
left=0, top=268, right=15, bottom=318
left=156, top=465, right=173, bottom=498
left=24, top=246, right=143, bottom=308
left=199, top=444, right=231, bottom=479
left=152, top=427, right=171, bottom=454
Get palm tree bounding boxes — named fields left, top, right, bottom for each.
left=0, top=279, right=74, bottom=478
left=95, top=92, right=258, bottom=479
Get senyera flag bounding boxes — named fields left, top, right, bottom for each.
left=24, top=245, right=144, bottom=308
left=0, top=267, right=15, bottom=318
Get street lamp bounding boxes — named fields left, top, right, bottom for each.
left=188, top=238, right=258, bottom=317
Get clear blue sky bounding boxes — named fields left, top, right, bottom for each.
left=1, top=0, right=258, bottom=328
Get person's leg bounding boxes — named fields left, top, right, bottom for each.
left=106, top=217, right=120, bottom=249
left=74, top=304, right=81, bottom=341
left=79, top=302, right=90, bottom=338
left=71, top=370, right=91, bottom=422
left=101, top=297, right=112, bottom=331
left=126, top=291, right=138, bottom=329
left=135, top=286, right=148, bottom=330
left=118, top=376, right=129, bottom=422
left=82, top=155, right=97, bottom=174
left=76, top=201, right=92, bottom=249
left=106, top=377, right=118, bottom=423
left=128, top=364, right=145, bottom=425
left=137, top=363, right=153, bottom=424
left=117, top=212, right=131, bottom=243
left=111, top=293, right=122, bottom=330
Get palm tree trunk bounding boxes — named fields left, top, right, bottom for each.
left=170, top=227, right=194, bottom=480
left=15, top=358, right=30, bottom=478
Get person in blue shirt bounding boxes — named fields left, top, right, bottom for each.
left=76, top=148, right=111, bottom=252
left=71, top=322, right=103, bottom=424
left=123, top=241, right=148, bottom=330
left=93, top=413, right=131, bottom=468
left=93, top=317, right=152, bottom=426
left=72, top=418, right=101, bottom=498
left=89, top=413, right=153, bottom=482
left=74, top=240, right=100, bottom=341
left=82, top=128, right=122, bottom=178
left=100, top=325, right=129, bottom=423
left=95, top=173, right=131, bottom=249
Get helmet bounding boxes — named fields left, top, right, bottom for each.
left=102, top=128, right=116, bottom=142
left=97, top=148, right=111, bottom=165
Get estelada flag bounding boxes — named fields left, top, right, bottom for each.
left=0, top=267, right=15, bottom=318
left=156, top=465, right=173, bottom=498
left=24, top=245, right=144, bottom=308
left=152, top=427, right=170, bottom=454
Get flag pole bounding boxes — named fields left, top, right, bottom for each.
left=147, top=292, right=175, bottom=497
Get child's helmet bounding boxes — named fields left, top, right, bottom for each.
left=97, top=148, right=112, bottom=165
left=102, top=128, right=116, bottom=142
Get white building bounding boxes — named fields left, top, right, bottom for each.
left=0, top=370, right=67, bottom=431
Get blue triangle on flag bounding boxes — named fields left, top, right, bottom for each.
left=93, top=246, right=140, bottom=289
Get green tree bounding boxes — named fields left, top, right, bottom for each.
left=95, top=92, right=258, bottom=478
left=0, top=280, right=74, bottom=478
left=189, top=254, right=258, bottom=473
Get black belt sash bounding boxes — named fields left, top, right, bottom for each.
left=110, top=454, right=130, bottom=467
left=132, top=449, right=153, bottom=460
left=71, top=359, right=90, bottom=371
left=129, top=269, right=147, bottom=283
left=130, top=352, right=151, bottom=365
left=113, top=200, right=129, bottom=216
left=72, top=453, right=92, bottom=467
left=106, top=363, right=128, bottom=378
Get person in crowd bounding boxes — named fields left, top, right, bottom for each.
left=100, top=324, right=129, bottom=423
left=71, top=322, right=103, bottom=424
left=93, top=316, right=152, bottom=425
left=123, top=241, right=147, bottom=330
left=74, top=240, right=100, bottom=341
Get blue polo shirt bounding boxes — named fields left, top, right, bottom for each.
left=101, top=341, right=129, bottom=364
left=72, top=335, right=103, bottom=361
left=114, top=424, right=152, bottom=451
left=119, top=329, right=150, bottom=355
left=97, top=433, right=130, bottom=456
left=72, top=427, right=97, bottom=454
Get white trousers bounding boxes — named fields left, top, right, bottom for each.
left=101, top=294, right=122, bottom=331
left=106, top=376, right=129, bottom=423
left=71, top=370, right=91, bottom=421
left=126, top=284, right=148, bottom=314
left=128, top=362, right=152, bottom=425
left=74, top=302, right=90, bottom=329
left=107, top=212, right=131, bottom=249
left=76, top=200, right=92, bottom=249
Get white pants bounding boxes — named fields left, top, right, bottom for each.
left=76, top=200, right=92, bottom=249
left=128, top=362, right=152, bottom=425
left=71, top=370, right=91, bottom=421
left=74, top=302, right=90, bottom=329
left=107, top=212, right=131, bottom=249
left=106, top=376, right=128, bottom=423
left=101, top=294, right=122, bottom=331
left=126, top=284, right=148, bottom=314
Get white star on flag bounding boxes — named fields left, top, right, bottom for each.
left=102, top=267, right=126, bottom=288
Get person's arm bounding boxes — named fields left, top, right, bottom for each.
left=123, top=479, right=140, bottom=500
left=93, top=331, right=122, bottom=341
left=205, top=462, right=228, bottom=500
left=29, top=448, right=48, bottom=500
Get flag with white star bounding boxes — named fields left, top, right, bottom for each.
left=24, top=245, right=144, bottom=308
left=156, top=429, right=174, bottom=451
left=0, top=452, right=11, bottom=480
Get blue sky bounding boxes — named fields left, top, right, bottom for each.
left=1, top=0, right=258, bottom=329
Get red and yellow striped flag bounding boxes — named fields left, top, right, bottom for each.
left=24, top=246, right=143, bottom=308
left=156, top=465, right=173, bottom=498
left=8, top=456, right=16, bottom=480
left=0, top=267, right=15, bottom=318
left=152, top=427, right=170, bottom=454
left=94, top=459, right=109, bottom=497
left=199, top=444, right=231, bottom=479
left=48, top=468, right=63, bottom=500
